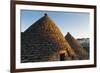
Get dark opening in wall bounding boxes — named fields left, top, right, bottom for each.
left=60, top=53, right=65, bottom=61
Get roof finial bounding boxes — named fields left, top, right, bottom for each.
left=67, top=32, right=70, bottom=34
left=44, top=13, right=47, bottom=16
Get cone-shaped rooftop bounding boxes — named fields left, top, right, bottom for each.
left=65, top=32, right=89, bottom=59
left=24, top=13, right=60, bottom=33
left=21, top=14, right=79, bottom=62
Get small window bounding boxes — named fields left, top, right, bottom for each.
left=60, top=53, right=65, bottom=61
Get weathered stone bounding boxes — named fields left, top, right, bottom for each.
left=21, top=14, right=78, bottom=63
left=65, top=32, right=89, bottom=60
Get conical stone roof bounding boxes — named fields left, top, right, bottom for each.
left=65, top=32, right=89, bottom=60
left=21, top=14, right=78, bottom=63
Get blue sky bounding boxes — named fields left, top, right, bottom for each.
left=21, top=10, right=90, bottom=38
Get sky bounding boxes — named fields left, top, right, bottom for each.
left=20, top=10, right=90, bottom=38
